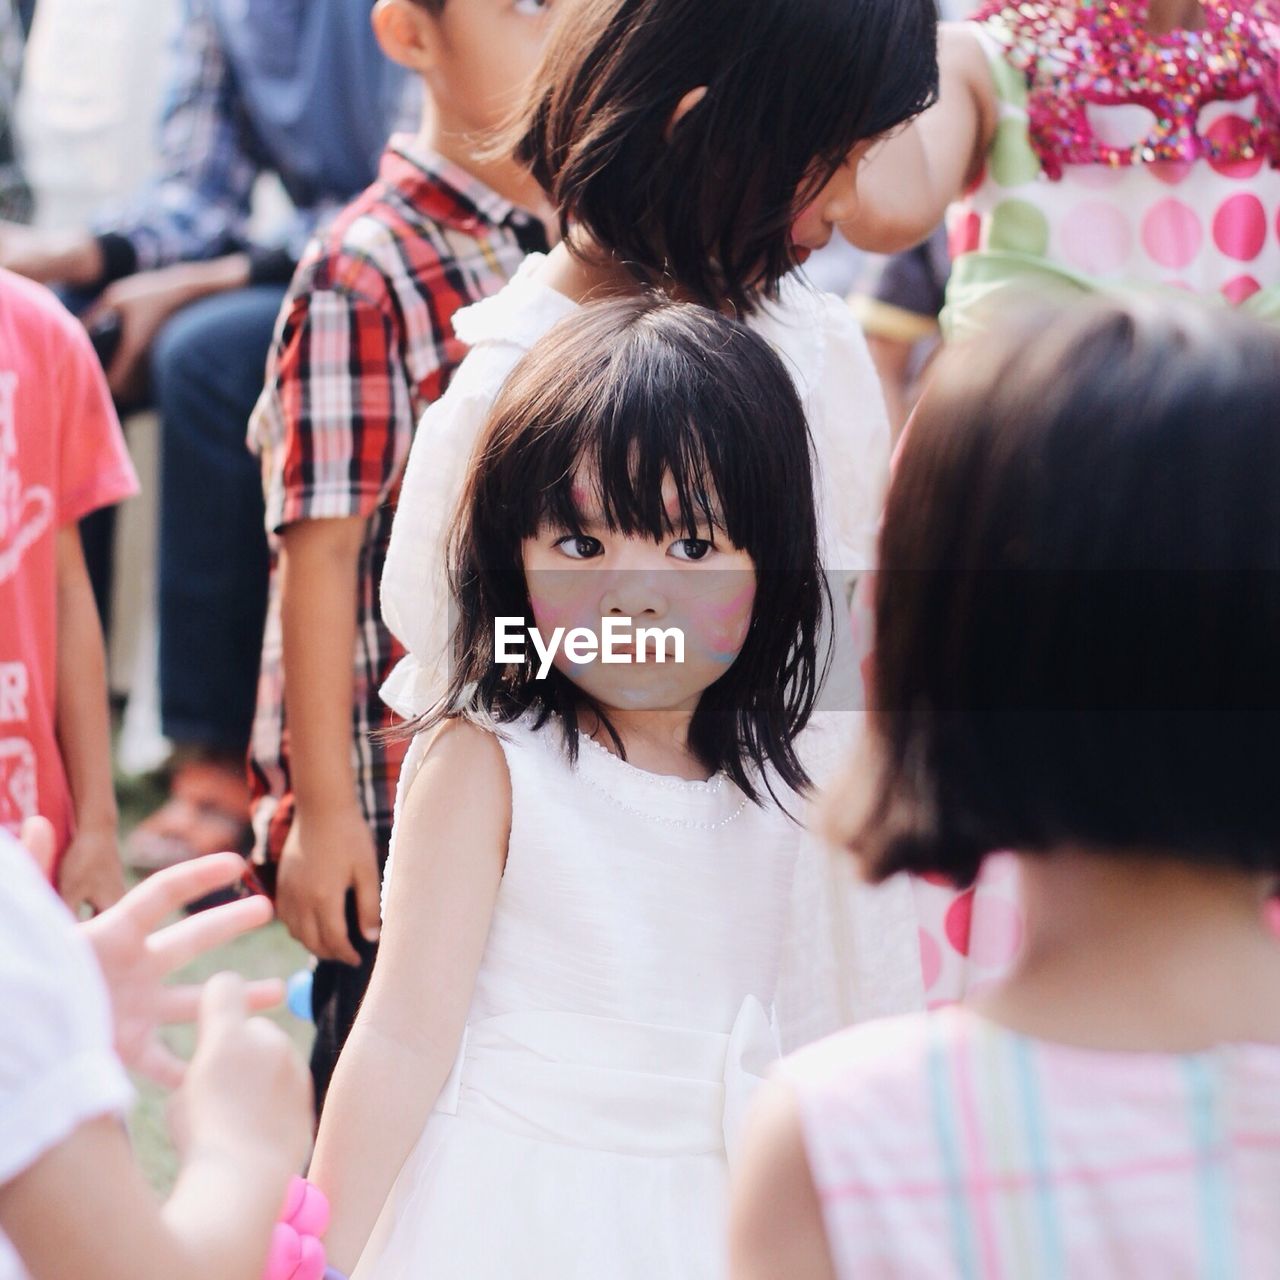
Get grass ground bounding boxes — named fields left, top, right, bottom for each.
left=117, top=769, right=315, bottom=1192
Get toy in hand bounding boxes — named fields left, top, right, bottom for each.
left=264, top=1177, right=347, bottom=1280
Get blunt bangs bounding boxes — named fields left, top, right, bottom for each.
left=494, top=322, right=797, bottom=567
left=425, top=295, right=828, bottom=804
left=517, top=0, right=939, bottom=314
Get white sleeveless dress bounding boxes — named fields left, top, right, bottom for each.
left=354, top=716, right=801, bottom=1279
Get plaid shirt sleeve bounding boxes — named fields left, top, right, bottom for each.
left=94, top=0, right=262, bottom=272
left=252, top=273, right=423, bottom=534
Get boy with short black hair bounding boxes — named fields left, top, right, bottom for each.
left=247, top=0, right=554, bottom=1110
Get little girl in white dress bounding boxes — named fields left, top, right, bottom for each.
left=380, top=0, right=944, bottom=1054
left=312, top=298, right=839, bottom=1278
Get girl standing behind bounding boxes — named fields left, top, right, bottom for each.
left=381, top=0, right=941, bottom=1043
left=315, top=298, right=834, bottom=1277
left=845, top=0, right=1280, bottom=338
left=730, top=297, right=1280, bottom=1278
left=383, top=0, right=937, bottom=705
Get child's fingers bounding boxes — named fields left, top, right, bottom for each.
left=89, top=875, right=126, bottom=915
left=246, top=977, right=287, bottom=1012
left=198, top=970, right=249, bottom=1037
left=134, top=1037, right=189, bottom=1090
left=316, top=907, right=363, bottom=967
left=353, top=859, right=382, bottom=948
left=18, top=816, right=56, bottom=879
left=148, top=893, right=274, bottom=973
left=159, top=977, right=284, bottom=1024
left=119, top=852, right=251, bottom=931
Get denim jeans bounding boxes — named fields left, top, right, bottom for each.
left=151, top=285, right=285, bottom=754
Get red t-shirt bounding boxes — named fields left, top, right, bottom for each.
left=0, top=270, right=137, bottom=856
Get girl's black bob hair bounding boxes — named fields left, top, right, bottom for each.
left=418, top=295, right=828, bottom=805
left=846, top=296, right=1280, bottom=887
left=516, top=0, right=939, bottom=315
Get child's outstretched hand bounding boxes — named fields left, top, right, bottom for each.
left=174, top=972, right=312, bottom=1177
left=81, top=850, right=286, bottom=1087
left=20, top=819, right=283, bottom=1086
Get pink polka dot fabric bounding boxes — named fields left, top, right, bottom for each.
left=954, top=20, right=1280, bottom=315
left=1214, top=193, right=1267, bottom=260
left=1141, top=197, right=1203, bottom=269
left=1060, top=199, right=1133, bottom=273
left=912, top=853, right=1025, bottom=1007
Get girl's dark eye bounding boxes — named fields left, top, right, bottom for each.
left=670, top=538, right=713, bottom=562
left=556, top=535, right=603, bottom=560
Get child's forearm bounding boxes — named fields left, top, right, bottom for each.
left=310, top=1020, right=458, bottom=1273
left=163, top=1145, right=297, bottom=1278
left=311, top=724, right=510, bottom=1271
left=0, top=1115, right=288, bottom=1280
left=54, top=527, right=117, bottom=833
left=279, top=517, right=366, bottom=811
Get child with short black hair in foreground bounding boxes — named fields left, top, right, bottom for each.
left=731, top=297, right=1280, bottom=1279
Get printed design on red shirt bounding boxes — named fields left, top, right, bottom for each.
left=0, top=372, right=52, bottom=585
left=0, top=659, right=34, bottom=833
left=0, top=370, right=42, bottom=833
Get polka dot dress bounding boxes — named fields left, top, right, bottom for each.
left=912, top=852, right=1025, bottom=1007
left=948, top=15, right=1280, bottom=324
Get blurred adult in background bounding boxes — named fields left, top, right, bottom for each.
left=15, top=0, right=178, bottom=233
left=0, top=2, right=31, bottom=223
left=0, top=0, right=414, bottom=867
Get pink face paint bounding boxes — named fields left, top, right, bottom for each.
left=527, top=580, right=599, bottom=636
left=687, top=581, right=756, bottom=662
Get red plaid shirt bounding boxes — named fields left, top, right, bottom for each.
left=247, top=137, right=546, bottom=878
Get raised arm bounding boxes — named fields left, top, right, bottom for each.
left=310, top=719, right=512, bottom=1274
left=0, top=974, right=311, bottom=1280
left=843, top=24, right=997, bottom=254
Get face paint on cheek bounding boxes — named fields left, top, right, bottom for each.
left=527, top=580, right=598, bottom=636
left=689, top=583, right=757, bottom=663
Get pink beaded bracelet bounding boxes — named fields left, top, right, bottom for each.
left=263, top=1177, right=346, bottom=1280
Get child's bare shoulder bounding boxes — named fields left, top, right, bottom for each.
left=394, top=719, right=513, bottom=871
left=422, top=716, right=507, bottom=764
left=410, top=718, right=512, bottom=807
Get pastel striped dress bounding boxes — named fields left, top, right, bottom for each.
left=784, top=1007, right=1280, bottom=1278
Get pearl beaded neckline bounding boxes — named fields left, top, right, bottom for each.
left=573, top=729, right=751, bottom=830
left=576, top=728, right=727, bottom=793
